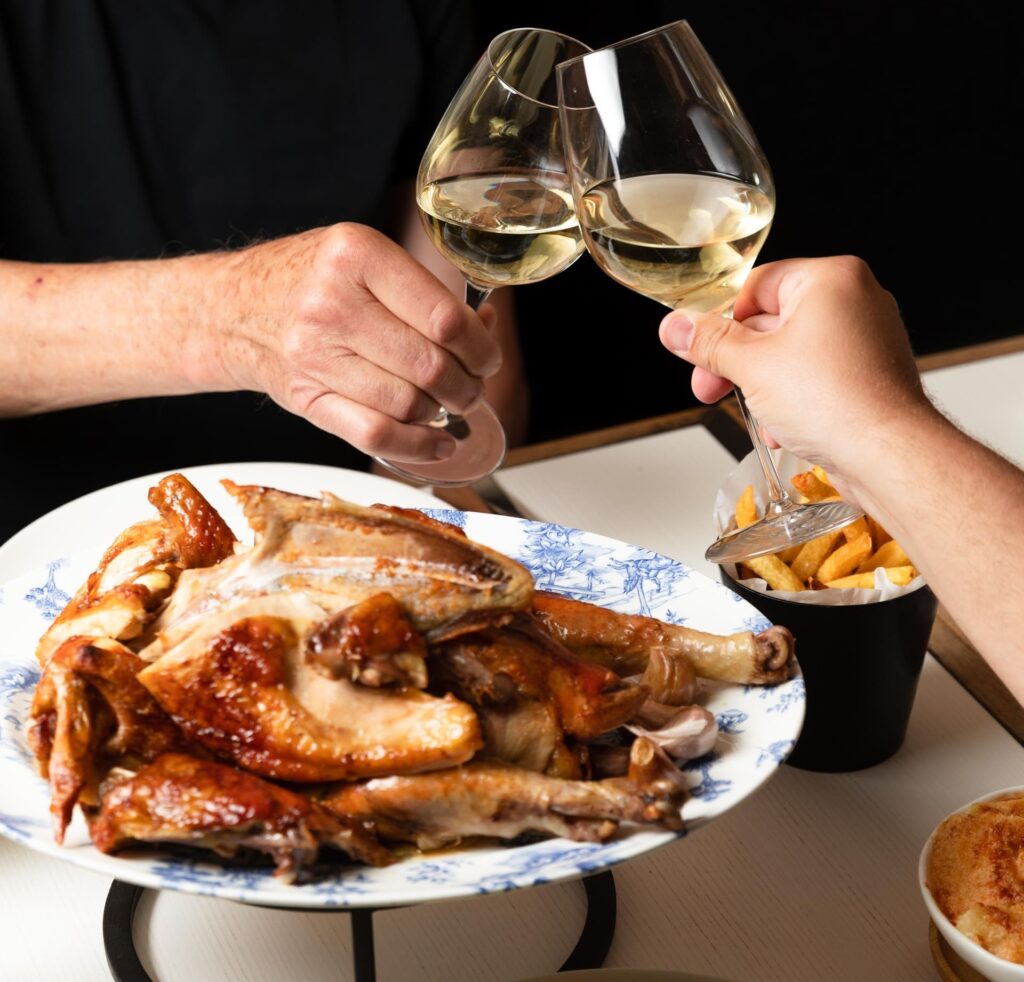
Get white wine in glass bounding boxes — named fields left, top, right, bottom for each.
left=579, top=173, right=773, bottom=312
left=417, top=171, right=582, bottom=289
left=373, top=28, right=590, bottom=487
left=558, top=21, right=862, bottom=561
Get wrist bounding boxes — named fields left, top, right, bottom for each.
left=173, top=249, right=259, bottom=394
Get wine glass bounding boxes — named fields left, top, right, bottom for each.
left=373, top=28, right=591, bottom=487
left=556, top=20, right=862, bottom=562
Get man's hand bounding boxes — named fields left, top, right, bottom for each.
left=659, top=256, right=932, bottom=485
left=208, top=223, right=503, bottom=463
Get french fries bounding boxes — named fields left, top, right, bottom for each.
left=735, top=484, right=759, bottom=530
left=866, top=516, right=892, bottom=548
left=776, top=544, right=802, bottom=564
left=816, top=532, right=872, bottom=582
left=790, top=471, right=837, bottom=502
left=791, top=530, right=843, bottom=582
left=841, top=516, right=870, bottom=543
left=825, top=566, right=917, bottom=589
left=856, top=538, right=911, bottom=573
left=740, top=554, right=806, bottom=592
left=731, top=466, right=918, bottom=593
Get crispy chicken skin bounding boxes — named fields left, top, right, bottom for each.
left=532, top=590, right=794, bottom=685
left=305, top=592, right=428, bottom=688
left=320, top=737, right=686, bottom=851
left=431, top=612, right=648, bottom=777
left=90, top=753, right=393, bottom=879
left=433, top=613, right=647, bottom=740
left=138, top=601, right=482, bottom=781
left=27, top=637, right=186, bottom=841
left=147, top=473, right=238, bottom=569
left=36, top=473, right=236, bottom=666
left=146, top=484, right=533, bottom=654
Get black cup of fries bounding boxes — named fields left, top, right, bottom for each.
left=715, top=450, right=939, bottom=772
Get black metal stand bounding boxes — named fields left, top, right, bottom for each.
left=103, top=871, right=617, bottom=982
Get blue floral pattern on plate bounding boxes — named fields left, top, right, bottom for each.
left=0, top=514, right=804, bottom=909
left=418, top=508, right=468, bottom=530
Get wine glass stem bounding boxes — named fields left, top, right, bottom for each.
left=716, top=304, right=791, bottom=515
left=733, top=388, right=790, bottom=514
left=465, top=281, right=493, bottom=312
left=434, top=280, right=494, bottom=434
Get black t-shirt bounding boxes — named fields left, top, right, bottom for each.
left=0, top=0, right=476, bottom=542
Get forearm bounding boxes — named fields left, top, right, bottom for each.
left=841, top=408, right=1024, bottom=696
left=0, top=255, right=229, bottom=416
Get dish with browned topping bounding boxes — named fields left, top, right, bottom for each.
left=926, top=790, right=1024, bottom=966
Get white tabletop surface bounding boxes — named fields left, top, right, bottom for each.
left=1, top=351, right=1021, bottom=981
left=921, top=349, right=1023, bottom=466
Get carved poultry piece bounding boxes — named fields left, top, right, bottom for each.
left=136, top=595, right=483, bottom=782
left=26, top=473, right=794, bottom=880
left=90, top=753, right=393, bottom=880
left=320, top=736, right=687, bottom=851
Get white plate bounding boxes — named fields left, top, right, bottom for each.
left=0, top=461, right=448, bottom=582
left=0, top=467, right=804, bottom=910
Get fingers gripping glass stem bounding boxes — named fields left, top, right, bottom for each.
left=431, top=281, right=493, bottom=443
left=373, top=27, right=589, bottom=488
left=372, top=278, right=507, bottom=488
left=734, top=388, right=786, bottom=505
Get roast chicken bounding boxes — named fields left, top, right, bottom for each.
left=27, top=473, right=794, bottom=879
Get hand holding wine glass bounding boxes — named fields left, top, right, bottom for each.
left=556, top=20, right=862, bottom=561
left=374, top=28, right=590, bottom=487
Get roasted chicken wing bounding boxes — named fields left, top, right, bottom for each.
left=27, top=637, right=186, bottom=840
left=36, top=473, right=236, bottom=666
left=305, top=592, right=428, bottom=688
left=320, top=737, right=686, bottom=851
left=532, top=590, right=794, bottom=684
left=90, top=753, right=392, bottom=880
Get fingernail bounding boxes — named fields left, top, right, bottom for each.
left=662, top=312, right=694, bottom=354
left=434, top=438, right=456, bottom=459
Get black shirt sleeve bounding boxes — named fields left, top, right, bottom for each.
left=0, top=0, right=480, bottom=543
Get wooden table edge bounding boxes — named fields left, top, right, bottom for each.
left=504, top=335, right=1024, bottom=470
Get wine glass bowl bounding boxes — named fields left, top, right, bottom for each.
left=374, top=28, right=590, bottom=487
left=417, top=28, right=589, bottom=295
left=557, top=21, right=861, bottom=559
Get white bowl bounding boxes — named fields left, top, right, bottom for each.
left=918, top=785, right=1024, bottom=982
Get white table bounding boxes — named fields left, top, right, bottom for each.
left=2, top=342, right=1022, bottom=981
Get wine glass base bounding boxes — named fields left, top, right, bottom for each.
left=373, top=402, right=507, bottom=488
left=705, top=499, right=864, bottom=565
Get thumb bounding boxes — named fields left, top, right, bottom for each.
left=660, top=309, right=746, bottom=382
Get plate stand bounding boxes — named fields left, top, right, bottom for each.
left=102, top=870, right=617, bottom=982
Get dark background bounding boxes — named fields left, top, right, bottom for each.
left=472, top=3, right=1021, bottom=443
left=0, top=1, right=1019, bottom=545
